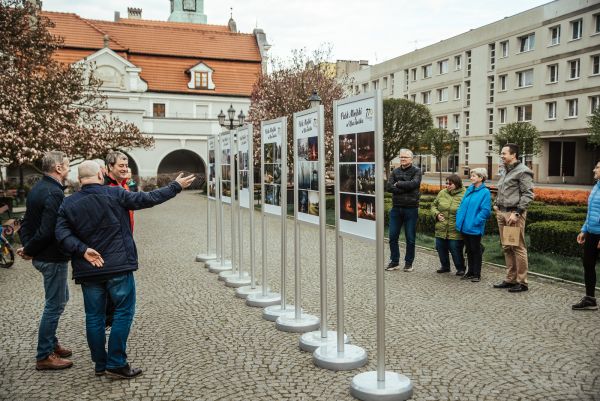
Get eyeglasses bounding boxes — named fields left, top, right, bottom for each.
left=399, top=156, right=411, bottom=159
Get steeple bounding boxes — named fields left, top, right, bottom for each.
left=168, top=0, right=207, bottom=24
left=227, top=7, right=237, bottom=33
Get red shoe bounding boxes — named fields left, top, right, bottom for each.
left=54, top=343, right=72, bottom=358
left=36, top=353, right=73, bottom=370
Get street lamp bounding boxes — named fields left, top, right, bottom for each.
left=307, top=89, right=322, bottom=108
left=217, top=104, right=245, bottom=129
left=451, top=129, right=459, bottom=173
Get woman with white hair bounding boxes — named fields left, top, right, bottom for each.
left=455, top=168, right=492, bottom=282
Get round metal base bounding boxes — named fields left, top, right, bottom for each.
left=206, top=258, right=231, bottom=269
left=218, top=270, right=241, bottom=281
left=275, top=313, right=320, bottom=333
left=235, top=285, right=268, bottom=299
left=350, top=371, right=413, bottom=401
left=195, top=253, right=217, bottom=263
left=313, top=344, right=368, bottom=371
left=246, top=292, right=281, bottom=307
left=224, top=275, right=253, bottom=288
left=207, top=260, right=232, bottom=273
left=262, top=304, right=298, bottom=322
left=299, top=331, right=349, bottom=353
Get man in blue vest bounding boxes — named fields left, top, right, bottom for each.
left=55, top=160, right=195, bottom=379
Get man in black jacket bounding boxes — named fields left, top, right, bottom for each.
left=386, top=149, right=422, bottom=272
left=18, top=151, right=73, bottom=370
left=55, top=161, right=195, bottom=379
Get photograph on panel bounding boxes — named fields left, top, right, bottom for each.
left=271, top=184, right=281, bottom=206
left=339, top=163, right=357, bottom=193
left=309, top=162, right=319, bottom=191
left=273, top=164, right=281, bottom=185
left=208, top=180, right=216, bottom=198
left=264, top=184, right=274, bottom=204
left=239, top=171, right=249, bottom=190
left=264, top=164, right=274, bottom=184
left=222, top=180, right=231, bottom=198
left=308, top=191, right=319, bottom=216
left=298, top=162, right=311, bottom=190
left=274, top=144, right=282, bottom=163
left=222, top=147, right=231, bottom=165
left=357, top=195, right=376, bottom=221
left=222, top=165, right=231, bottom=181
left=340, top=193, right=357, bottom=222
left=308, top=136, right=318, bottom=161
left=357, top=163, right=375, bottom=194
left=357, top=132, right=375, bottom=162
left=264, top=143, right=274, bottom=163
left=240, top=151, right=249, bottom=171
left=298, top=138, right=309, bottom=161
left=298, top=189, right=309, bottom=214
left=209, top=150, right=215, bottom=165
left=339, top=133, right=356, bottom=162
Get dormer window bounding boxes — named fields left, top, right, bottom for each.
left=187, top=62, right=215, bottom=90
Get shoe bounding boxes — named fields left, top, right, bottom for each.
left=572, top=296, right=598, bottom=311
left=403, top=265, right=414, bottom=272
left=508, top=283, right=528, bottom=293
left=106, top=364, right=143, bottom=379
left=460, top=273, right=473, bottom=280
left=36, top=353, right=73, bottom=370
left=493, top=281, right=517, bottom=289
left=95, top=370, right=106, bottom=376
left=385, top=262, right=400, bottom=271
left=471, top=276, right=481, bottom=282
left=54, top=343, right=72, bottom=358
left=455, top=270, right=465, bottom=276
left=436, top=268, right=451, bottom=273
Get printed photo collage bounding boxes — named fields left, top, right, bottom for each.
left=221, top=144, right=232, bottom=198
left=208, top=147, right=216, bottom=198
left=297, top=135, right=320, bottom=217
left=238, top=146, right=250, bottom=191
left=338, top=131, right=376, bottom=222
left=263, top=142, right=282, bottom=207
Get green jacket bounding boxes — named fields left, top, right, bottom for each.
left=431, top=187, right=466, bottom=240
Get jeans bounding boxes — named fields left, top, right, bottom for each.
left=463, top=234, right=483, bottom=278
left=81, top=272, right=136, bottom=371
left=388, top=207, right=418, bottom=265
left=435, top=238, right=465, bottom=271
left=582, top=233, right=600, bottom=298
left=32, top=260, right=69, bottom=361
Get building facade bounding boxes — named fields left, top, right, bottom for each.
left=345, top=0, right=600, bottom=183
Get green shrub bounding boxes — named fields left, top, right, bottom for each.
left=529, top=220, right=582, bottom=257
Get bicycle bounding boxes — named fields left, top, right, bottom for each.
left=0, top=204, right=17, bottom=269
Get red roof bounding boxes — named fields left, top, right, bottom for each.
left=43, top=11, right=263, bottom=96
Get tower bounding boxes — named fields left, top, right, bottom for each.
left=168, top=0, right=207, bottom=24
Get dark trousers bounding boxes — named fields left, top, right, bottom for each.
left=388, top=207, right=418, bottom=265
left=463, top=233, right=483, bottom=278
left=583, top=233, right=599, bottom=297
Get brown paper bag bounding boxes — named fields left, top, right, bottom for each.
left=502, top=225, right=520, bottom=246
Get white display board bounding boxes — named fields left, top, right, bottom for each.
left=207, top=135, right=216, bottom=200
left=334, top=94, right=378, bottom=240
left=294, top=108, right=322, bottom=225
left=220, top=131, right=232, bottom=205
left=237, top=125, right=252, bottom=209
left=261, top=118, right=286, bottom=216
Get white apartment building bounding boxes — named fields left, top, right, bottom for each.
left=345, top=0, right=600, bottom=184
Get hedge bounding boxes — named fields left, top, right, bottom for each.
left=528, top=220, right=582, bottom=257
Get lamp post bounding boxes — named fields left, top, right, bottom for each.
left=308, top=89, right=322, bottom=109
left=217, top=104, right=245, bottom=130
left=451, top=129, right=459, bottom=173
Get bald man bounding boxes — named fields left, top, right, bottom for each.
left=55, top=161, right=195, bottom=379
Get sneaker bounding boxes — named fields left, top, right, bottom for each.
left=403, top=264, right=414, bottom=272
left=436, top=268, right=451, bottom=273
left=572, top=296, right=598, bottom=311
left=106, top=364, right=143, bottom=379
left=455, top=270, right=465, bottom=276
left=471, top=276, right=481, bottom=282
left=36, top=353, right=73, bottom=370
left=385, top=262, right=400, bottom=271
left=460, top=273, right=474, bottom=280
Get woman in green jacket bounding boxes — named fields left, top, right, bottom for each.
left=431, top=174, right=466, bottom=275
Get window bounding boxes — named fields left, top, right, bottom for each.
left=422, top=91, right=431, bottom=104
left=499, top=74, right=507, bottom=91
left=194, top=71, right=208, bottom=89
left=410, top=94, right=416, bottom=102
left=464, top=141, right=469, bottom=164
left=372, top=80, right=379, bottom=90
left=488, top=108, right=494, bottom=134
left=437, top=87, right=448, bottom=102
left=390, top=74, right=395, bottom=94
left=546, top=102, right=557, bottom=119
left=464, top=112, right=470, bottom=136
left=567, top=99, right=578, bottom=117
left=571, top=19, right=582, bottom=40
left=383, top=77, right=388, bottom=89
left=454, top=55, right=462, bottom=70
left=519, top=33, right=535, bottom=52
left=153, top=103, right=165, bottom=118
left=488, top=76, right=495, bottom=103
left=362, top=83, right=368, bottom=92
left=437, top=116, right=448, bottom=129
left=592, top=55, right=600, bottom=75
left=453, top=114, right=460, bottom=129
left=500, top=41, right=509, bottom=58
left=517, top=69, right=534, bottom=88
left=465, top=80, right=471, bottom=107
left=453, top=84, right=461, bottom=100
left=591, top=96, right=600, bottom=113
left=569, top=59, right=580, bottom=79
left=411, top=68, right=417, bottom=81
left=438, top=59, right=449, bottom=74
left=489, top=43, right=496, bottom=70
left=549, top=25, right=561, bottom=46
left=516, top=104, right=532, bottom=121
left=466, top=50, right=472, bottom=77
left=422, top=64, right=432, bottom=78
left=548, top=64, right=559, bottom=83
left=595, top=13, right=600, bottom=34
left=498, top=108, right=507, bottom=124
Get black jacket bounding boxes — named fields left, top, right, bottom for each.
left=55, top=181, right=182, bottom=282
left=386, top=164, right=422, bottom=208
left=19, top=175, right=69, bottom=262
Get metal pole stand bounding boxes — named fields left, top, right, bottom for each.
left=263, top=303, right=297, bottom=322
left=276, top=312, right=319, bottom=333
left=246, top=291, right=281, bottom=307
left=313, top=343, right=367, bottom=371
left=350, top=372, right=413, bottom=401
left=196, top=253, right=217, bottom=262
left=225, top=272, right=252, bottom=288
left=235, top=285, right=267, bottom=299
left=299, top=331, right=348, bottom=353
left=207, top=258, right=232, bottom=273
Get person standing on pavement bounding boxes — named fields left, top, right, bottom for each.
left=573, top=161, right=600, bottom=311
left=492, top=143, right=534, bottom=293
left=17, top=151, right=73, bottom=370
left=455, top=168, right=492, bottom=282
left=431, top=174, right=466, bottom=275
left=386, top=148, right=422, bottom=272
left=55, top=161, right=195, bottom=379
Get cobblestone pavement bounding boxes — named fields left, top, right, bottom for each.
left=1, top=192, right=599, bottom=401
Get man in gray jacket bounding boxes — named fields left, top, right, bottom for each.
left=492, top=143, right=534, bottom=293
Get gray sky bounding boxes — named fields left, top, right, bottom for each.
left=42, top=0, right=550, bottom=64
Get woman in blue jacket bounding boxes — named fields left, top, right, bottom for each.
left=455, top=168, right=492, bottom=282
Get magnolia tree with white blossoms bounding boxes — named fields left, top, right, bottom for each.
left=0, top=0, right=153, bottom=172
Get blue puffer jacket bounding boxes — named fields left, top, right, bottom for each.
left=582, top=181, right=600, bottom=234
left=55, top=181, right=182, bottom=281
left=455, top=183, right=492, bottom=236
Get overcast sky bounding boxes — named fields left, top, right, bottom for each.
left=42, top=0, right=550, bottom=64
